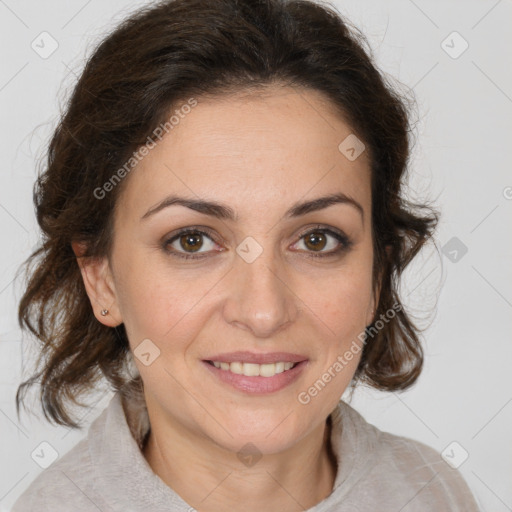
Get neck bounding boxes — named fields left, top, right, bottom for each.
left=142, top=411, right=337, bottom=512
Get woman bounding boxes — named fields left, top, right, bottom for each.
left=13, top=0, right=481, bottom=510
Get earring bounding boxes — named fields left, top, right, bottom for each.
left=101, top=309, right=109, bottom=316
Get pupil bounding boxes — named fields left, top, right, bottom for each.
left=306, top=232, right=326, bottom=251
left=181, top=233, right=202, bottom=252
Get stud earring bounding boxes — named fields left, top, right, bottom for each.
left=101, top=309, right=109, bottom=316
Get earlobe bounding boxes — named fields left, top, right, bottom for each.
left=71, top=242, right=122, bottom=327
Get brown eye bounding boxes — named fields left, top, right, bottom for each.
left=180, top=232, right=203, bottom=252
left=304, top=232, right=327, bottom=251
left=291, top=227, right=352, bottom=257
left=164, top=229, right=219, bottom=258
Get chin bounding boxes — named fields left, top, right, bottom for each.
left=202, top=408, right=316, bottom=456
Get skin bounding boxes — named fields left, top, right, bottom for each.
left=75, top=85, right=380, bottom=512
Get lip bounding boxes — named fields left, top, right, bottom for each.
left=202, top=357, right=309, bottom=394
left=204, top=351, right=308, bottom=364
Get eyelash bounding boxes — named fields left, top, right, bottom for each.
left=162, top=225, right=353, bottom=260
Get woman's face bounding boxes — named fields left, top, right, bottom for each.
left=97, top=86, right=376, bottom=454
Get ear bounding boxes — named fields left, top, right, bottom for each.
left=72, top=241, right=122, bottom=327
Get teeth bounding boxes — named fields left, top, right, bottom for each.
left=230, top=362, right=243, bottom=375
left=243, top=363, right=260, bottom=377
left=259, top=363, right=276, bottom=377
left=210, top=361, right=297, bottom=377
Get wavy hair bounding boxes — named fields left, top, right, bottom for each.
left=16, top=0, right=438, bottom=428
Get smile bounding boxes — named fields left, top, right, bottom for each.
left=202, top=352, right=308, bottom=394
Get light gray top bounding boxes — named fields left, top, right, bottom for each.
left=12, top=392, right=481, bottom=511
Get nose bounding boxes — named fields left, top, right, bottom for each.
left=222, top=249, right=299, bottom=339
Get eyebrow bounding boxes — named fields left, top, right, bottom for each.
left=141, top=192, right=364, bottom=223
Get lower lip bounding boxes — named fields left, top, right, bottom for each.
left=202, top=360, right=308, bottom=394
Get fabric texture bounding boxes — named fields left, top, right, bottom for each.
left=12, top=392, right=481, bottom=511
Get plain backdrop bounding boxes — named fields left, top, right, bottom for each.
left=1, top=0, right=511, bottom=510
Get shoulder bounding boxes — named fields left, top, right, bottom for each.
left=334, top=401, right=482, bottom=511
left=11, top=436, right=102, bottom=512
left=10, top=394, right=126, bottom=512
left=379, top=432, right=479, bottom=508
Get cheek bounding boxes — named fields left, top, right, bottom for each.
left=113, top=251, right=219, bottom=344
left=301, top=264, right=373, bottom=338
left=296, top=274, right=370, bottom=412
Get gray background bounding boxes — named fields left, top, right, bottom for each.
left=1, top=0, right=511, bottom=510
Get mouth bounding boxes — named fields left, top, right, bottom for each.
left=202, top=352, right=308, bottom=394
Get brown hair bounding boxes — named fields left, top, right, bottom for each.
left=16, top=0, right=438, bottom=428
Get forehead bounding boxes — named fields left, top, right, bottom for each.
left=117, top=86, right=371, bottom=219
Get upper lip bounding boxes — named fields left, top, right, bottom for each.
left=205, top=351, right=308, bottom=364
